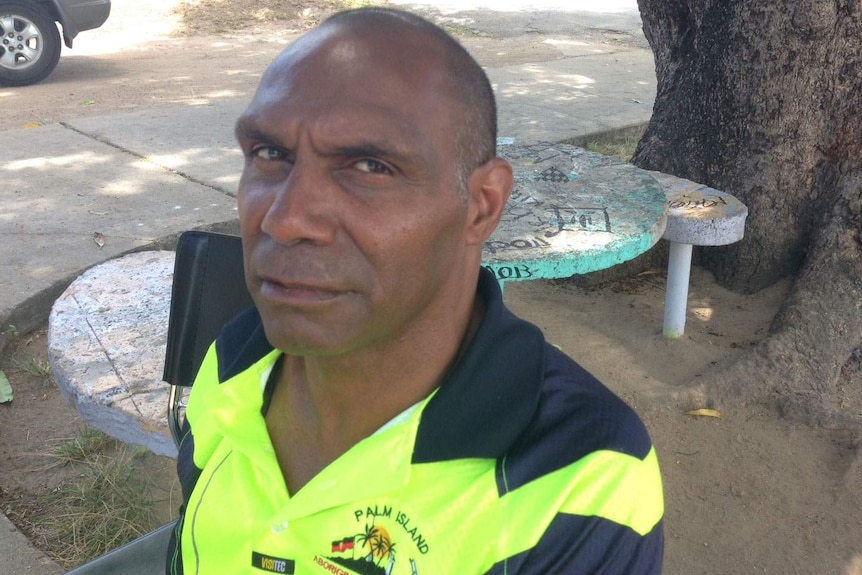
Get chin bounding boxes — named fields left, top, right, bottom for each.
left=260, top=319, right=350, bottom=357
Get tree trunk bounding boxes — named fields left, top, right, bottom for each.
left=634, top=0, right=862, bottom=425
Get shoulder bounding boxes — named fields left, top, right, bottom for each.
left=214, top=306, right=274, bottom=382
left=492, top=345, right=664, bottom=574
left=541, top=344, right=653, bottom=456
left=504, top=343, right=654, bottom=485
left=498, top=342, right=663, bottom=532
left=183, top=306, right=275, bottom=467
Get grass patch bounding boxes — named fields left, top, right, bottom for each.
left=14, top=356, right=53, bottom=381
left=5, top=427, right=164, bottom=568
left=583, top=138, right=640, bottom=162
left=49, top=427, right=113, bottom=465
left=573, top=124, right=647, bottom=162
left=41, top=447, right=159, bottom=567
left=174, top=0, right=387, bottom=36
left=340, top=0, right=382, bottom=7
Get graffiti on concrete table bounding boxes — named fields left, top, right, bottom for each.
left=498, top=188, right=613, bottom=244
left=485, top=236, right=552, bottom=255
left=483, top=264, right=537, bottom=282
left=481, top=140, right=666, bottom=279
left=668, top=192, right=730, bottom=210
left=544, top=206, right=612, bottom=236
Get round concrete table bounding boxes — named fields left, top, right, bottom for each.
left=486, top=139, right=667, bottom=283
left=48, top=143, right=668, bottom=457
left=49, top=251, right=177, bottom=456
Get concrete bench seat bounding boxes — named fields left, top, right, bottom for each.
left=48, top=251, right=177, bottom=456
left=647, top=171, right=748, bottom=338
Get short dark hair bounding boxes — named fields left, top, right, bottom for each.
left=323, top=8, right=498, bottom=189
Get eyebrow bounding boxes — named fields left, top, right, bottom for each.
left=234, top=116, right=277, bottom=146
left=234, top=116, right=418, bottom=168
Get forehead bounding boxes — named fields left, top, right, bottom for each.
left=240, top=24, right=457, bottom=143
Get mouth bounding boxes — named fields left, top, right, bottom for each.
left=258, top=277, right=345, bottom=305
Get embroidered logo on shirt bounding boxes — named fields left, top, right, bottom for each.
left=252, top=551, right=295, bottom=573
left=315, top=525, right=399, bottom=575
left=313, top=505, right=428, bottom=574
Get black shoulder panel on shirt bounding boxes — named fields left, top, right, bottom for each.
left=165, top=517, right=186, bottom=575
left=412, top=269, right=546, bottom=463
left=175, top=416, right=202, bottom=504
left=215, top=306, right=274, bottom=383
left=495, top=344, right=654, bottom=495
left=483, top=513, right=663, bottom=575
left=168, top=416, right=198, bottom=574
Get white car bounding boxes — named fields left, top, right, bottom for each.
left=0, top=0, right=111, bottom=86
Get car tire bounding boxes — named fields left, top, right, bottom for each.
left=0, top=0, right=61, bottom=87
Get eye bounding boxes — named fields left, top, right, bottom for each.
left=353, top=158, right=393, bottom=175
left=250, top=145, right=286, bottom=162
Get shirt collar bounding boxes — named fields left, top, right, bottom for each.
left=411, top=268, right=546, bottom=463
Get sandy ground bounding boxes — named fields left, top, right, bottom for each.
left=1, top=1, right=861, bottom=573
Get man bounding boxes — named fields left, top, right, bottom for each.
left=168, top=7, right=663, bottom=575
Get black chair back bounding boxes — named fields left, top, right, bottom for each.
left=163, top=230, right=254, bottom=445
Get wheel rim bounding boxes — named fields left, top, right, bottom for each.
left=0, top=14, right=43, bottom=72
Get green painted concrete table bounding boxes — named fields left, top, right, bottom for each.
left=484, top=140, right=667, bottom=284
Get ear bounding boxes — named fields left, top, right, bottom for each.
left=464, top=157, right=513, bottom=246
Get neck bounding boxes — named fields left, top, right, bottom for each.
left=265, top=280, right=486, bottom=493
left=294, top=290, right=485, bottom=440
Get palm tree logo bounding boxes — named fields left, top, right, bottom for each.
left=355, top=523, right=380, bottom=561
left=328, top=522, right=416, bottom=575
left=363, top=525, right=393, bottom=565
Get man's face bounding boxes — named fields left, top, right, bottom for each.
left=235, top=26, right=479, bottom=356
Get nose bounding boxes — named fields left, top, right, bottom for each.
left=260, top=159, right=337, bottom=246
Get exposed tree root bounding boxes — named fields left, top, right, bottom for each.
left=643, top=345, right=862, bottom=428
left=646, top=203, right=862, bottom=429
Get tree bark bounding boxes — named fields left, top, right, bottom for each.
left=634, top=0, right=862, bottom=425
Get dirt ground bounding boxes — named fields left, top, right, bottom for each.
left=1, top=1, right=861, bottom=573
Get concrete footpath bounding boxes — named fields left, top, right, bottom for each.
left=0, top=3, right=654, bottom=573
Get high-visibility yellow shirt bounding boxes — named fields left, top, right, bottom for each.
left=168, top=269, right=664, bottom=575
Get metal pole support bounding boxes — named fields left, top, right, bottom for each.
left=662, top=241, right=693, bottom=338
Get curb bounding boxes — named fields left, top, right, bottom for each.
left=0, top=219, right=242, bottom=359
left=565, top=122, right=649, bottom=148
left=0, top=511, right=62, bottom=574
